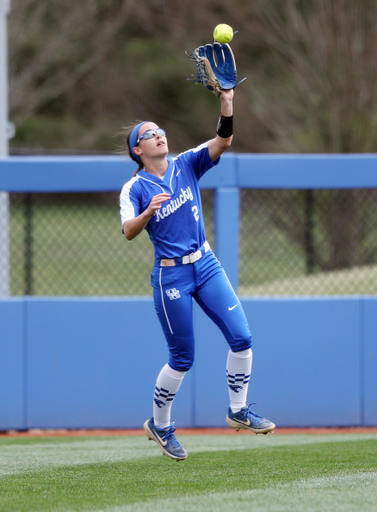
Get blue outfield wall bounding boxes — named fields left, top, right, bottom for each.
left=2, top=153, right=377, bottom=191
left=1, top=154, right=377, bottom=429
left=3, top=153, right=377, bottom=290
left=1, top=296, right=376, bottom=430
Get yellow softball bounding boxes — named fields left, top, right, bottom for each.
left=213, top=24, right=234, bottom=44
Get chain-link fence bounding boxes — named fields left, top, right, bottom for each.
left=7, top=188, right=377, bottom=296
left=239, top=189, right=377, bottom=295
left=8, top=191, right=214, bottom=296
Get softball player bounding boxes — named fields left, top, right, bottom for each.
left=120, top=89, right=275, bottom=461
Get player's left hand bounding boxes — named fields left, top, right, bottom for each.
left=147, top=193, right=171, bottom=217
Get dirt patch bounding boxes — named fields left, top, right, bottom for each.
left=1, top=426, right=377, bottom=437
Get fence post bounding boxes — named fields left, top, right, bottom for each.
left=305, top=189, right=315, bottom=274
left=0, top=0, right=11, bottom=297
left=24, top=193, right=33, bottom=295
left=214, top=186, right=240, bottom=291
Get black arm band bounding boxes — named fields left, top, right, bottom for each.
left=216, top=113, right=233, bottom=138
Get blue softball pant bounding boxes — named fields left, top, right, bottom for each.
left=151, top=249, right=252, bottom=372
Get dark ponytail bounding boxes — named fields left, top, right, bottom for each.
left=115, top=123, right=144, bottom=176
left=126, top=130, right=144, bottom=176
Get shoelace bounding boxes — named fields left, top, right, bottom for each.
left=245, top=403, right=262, bottom=419
left=161, top=423, right=181, bottom=447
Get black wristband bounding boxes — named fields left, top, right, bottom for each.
left=216, top=113, right=233, bottom=138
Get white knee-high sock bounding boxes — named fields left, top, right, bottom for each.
left=153, top=364, right=186, bottom=428
left=226, top=348, right=253, bottom=413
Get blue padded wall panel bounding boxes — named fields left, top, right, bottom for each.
left=0, top=299, right=25, bottom=430
left=25, top=298, right=192, bottom=429
left=192, top=297, right=361, bottom=428
left=363, top=298, right=377, bottom=426
left=0, top=296, right=371, bottom=430
left=241, top=298, right=361, bottom=427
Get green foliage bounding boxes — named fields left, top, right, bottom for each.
left=9, top=0, right=377, bottom=154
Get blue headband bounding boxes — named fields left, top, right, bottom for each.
left=129, top=121, right=151, bottom=163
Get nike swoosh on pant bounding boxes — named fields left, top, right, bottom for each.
left=228, top=304, right=239, bottom=311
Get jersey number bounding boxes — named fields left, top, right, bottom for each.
left=192, top=206, right=199, bottom=221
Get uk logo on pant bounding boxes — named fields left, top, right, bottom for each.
left=166, top=288, right=181, bottom=300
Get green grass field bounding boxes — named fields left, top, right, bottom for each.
left=1, top=433, right=376, bottom=511
left=239, top=263, right=377, bottom=295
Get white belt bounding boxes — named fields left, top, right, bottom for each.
left=160, top=241, right=210, bottom=267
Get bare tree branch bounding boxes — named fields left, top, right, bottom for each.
left=9, top=0, right=138, bottom=120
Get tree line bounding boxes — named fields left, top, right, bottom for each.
left=8, top=0, right=377, bottom=155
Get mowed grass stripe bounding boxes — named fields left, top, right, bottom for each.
left=97, top=471, right=377, bottom=512
left=1, top=433, right=377, bottom=476
left=0, top=434, right=377, bottom=477
left=0, top=437, right=376, bottom=512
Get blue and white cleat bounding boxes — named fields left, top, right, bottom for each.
left=143, top=418, right=188, bottom=460
left=226, top=405, right=276, bottom=434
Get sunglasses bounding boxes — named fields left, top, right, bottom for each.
left=137, top=128, right=166, bottom=144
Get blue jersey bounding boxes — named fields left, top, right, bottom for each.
left=120, top=142, right=219, bottom=260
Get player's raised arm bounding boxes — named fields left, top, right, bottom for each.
left=186, top=42, right=240, bottom=162
left=207, top=88, right=234, bottom=162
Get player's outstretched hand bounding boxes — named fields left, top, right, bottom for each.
left=147, top=193, right=171, bottom=217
